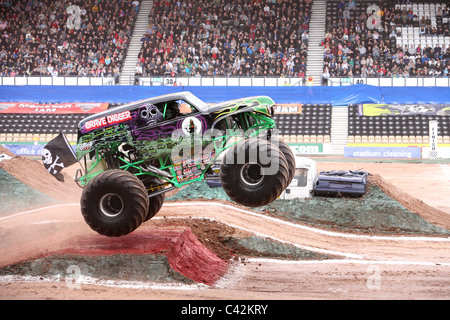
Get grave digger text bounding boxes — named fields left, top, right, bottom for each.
left=181, top=304, right=268, bottom=317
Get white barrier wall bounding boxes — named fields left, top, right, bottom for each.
left=328, top=77, right=450, bottom=87
left=0, top=77, right=115, bottom=86
left=3, top=76, right=450, bottom=87
left=138, top=77, right=304, bottom=86
left=422, top=147, right=450, bottom=159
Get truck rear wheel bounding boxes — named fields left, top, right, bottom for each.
left=142, top=177, right=165, bottom=222
left=269, top=136, right=295, bottom=188
left=145, top=193, right=164, bottom=221
left=80, top=170, right=149, bottom=237
left=220, top=138, right=289, bottom=207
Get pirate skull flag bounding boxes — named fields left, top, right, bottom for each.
left=42, top=133, right=77, bottom=182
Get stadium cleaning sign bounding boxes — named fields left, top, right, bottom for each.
left=344, top=147, right=422, bottom=158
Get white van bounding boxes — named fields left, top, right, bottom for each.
left=279, top=156, right=318, bottom=199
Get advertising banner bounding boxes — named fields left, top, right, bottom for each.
left=344, top=146, right=422, bottom=158
left=2, top=144, right=76, bottom=156
left=274, top=104, right=303, bottom=114
left=0, top=102, right=109, bottom=114
left=358, top=104, right=450, bottom=116
left=289, top=143, right=331, bottom=155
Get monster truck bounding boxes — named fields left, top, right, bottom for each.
left=71, top=91, right=295, bottom=237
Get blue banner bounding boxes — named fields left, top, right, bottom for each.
left=358, top=103, right=450, bottom=116
left=1, top=84, right=450, bottom=105
left=344, top=146, right=422, bottom=158
left=1, top=144, right=76, bottom=156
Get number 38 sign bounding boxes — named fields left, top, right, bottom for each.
left=164, top=78, right=176, bottom=86
left=366, top=4, right=382, bottom=30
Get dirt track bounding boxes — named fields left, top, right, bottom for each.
left=0, top=151, right=449, bottom=300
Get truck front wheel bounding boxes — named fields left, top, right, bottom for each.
left=220, top=138, right=289, bottom=207
left=80, top=170, right=149, bottom=237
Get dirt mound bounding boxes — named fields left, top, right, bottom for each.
left=0, top=217, right=340, bottom=286
left=166, top=227, right=227, bottom=285
left=0, top=169, right=57, bottom=214
left=0, top=254, right=195, bottom=286
left=0, top=146, right=15, bottom=158
left=145, top=218, right=338, bottom=262
left=0, top=147, right=81, bottom=203
left=168, top=179, right=450, bottom=236
left=369, top=174, right=450, bottom=231
left=0, top=225, right=228, bottom=286
left=1, top=156, right=449, bottom=299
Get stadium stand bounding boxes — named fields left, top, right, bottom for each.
left=275, top=103, right=332, bottom=143
left=347, top=104, right=450, bottom=145
left=137, top=0, right=312, bottom=77
left=0, top=0, right=449, bottom=156
left=0, top=112, right=91, bottom=142
left=0, top=100, right=128, bottom=143
left=0, top=102, right=333, bottom=144
left=0, top=0, right=139, bottom=78
left=323, top=0, right=450, bottom=78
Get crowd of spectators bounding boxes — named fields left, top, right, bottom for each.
left=4, top=0, right=450, bottom=81
left=137, top=0, right=312, bottom=78
left=0, top=0, right=139, bottom=77
left=322, top=0, right=450, bottom=79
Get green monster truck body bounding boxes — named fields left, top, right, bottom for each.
left=70, top=91, right=295, bottom=236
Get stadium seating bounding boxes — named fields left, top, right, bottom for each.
left=0, top=0, right=449, bottom=152
left=394, top=1, right=450, bottom=49
left=275, top=104, right=332, bottom=143
left=0, top=113, right=91, bottom=142
left=0, top=0, right=139, bottom=77
left=347, top=104, right=450, bottom=145
left=324, top=0, right=450, bottom=78
left=0, top=101, right=333, bottom=145
left=137, top=0, right=312, bottom=77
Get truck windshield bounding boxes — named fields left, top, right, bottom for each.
left=292, top=168, right=308, bottom=187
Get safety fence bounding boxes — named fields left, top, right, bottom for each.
left=0, top=76, right=306, bottom=87
left=0, top=76, right=116, bottom=86
left=325, top=77, right=450, bottom=87
left=2, top=76, right=450, bottom=88
left=136, top=76, right=305, bottom=87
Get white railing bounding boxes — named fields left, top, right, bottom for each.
left=0, top=76, right=116, bottom=86
left=137, top=76, right=305, bottom=87
left=325, top=77, right=450, bottom=87
left=4, top=75, right=450, bottom=87
left=0, top=75, right=305, bottom=86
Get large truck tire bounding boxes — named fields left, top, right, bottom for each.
left=145, top=193, right=164, bottom=221
left=80, top=170, right=149, bottom=237
left=142, top=177, right=165, bottom=222
left=220, top=138, right=289, bottom=207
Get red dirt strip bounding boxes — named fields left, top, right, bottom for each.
left=59, top=228, right=228, bottom=286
